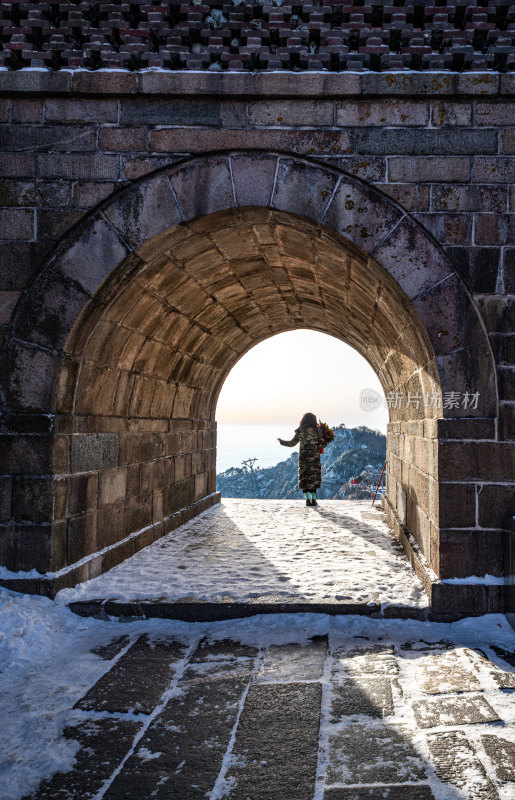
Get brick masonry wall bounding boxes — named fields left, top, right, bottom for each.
left=0, top=72, right=513, bottom=609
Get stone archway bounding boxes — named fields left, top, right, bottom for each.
left=0, top=152, right=501, bottom=613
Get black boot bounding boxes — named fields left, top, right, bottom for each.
left=306, top=498, right=312, bottom=506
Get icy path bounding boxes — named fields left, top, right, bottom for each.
left=58, top=499, right=427, bottom=608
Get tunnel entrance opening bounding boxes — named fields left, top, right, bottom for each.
left=0, top=153, right=500, bottom=615
left=214, top=329, right=388, bottom=479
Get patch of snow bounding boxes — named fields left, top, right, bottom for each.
left=441, top=575, right=505, bottom=585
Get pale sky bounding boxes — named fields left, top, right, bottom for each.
left=216, top=330, right=388, bottom=432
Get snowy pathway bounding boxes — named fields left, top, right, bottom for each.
left=1, top=590, right=514, bottom=800
left=58, top=499, right=426, bottom=610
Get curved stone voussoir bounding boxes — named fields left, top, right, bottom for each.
left=103, top=174, right=182, bottom=252
left=323, top=180, right=404, bottom=254
left=412, top=274, right=488, bottom=357
left=272, top=157, right=340, bottom=224
left=230, top=153, right=279, bottom=208
left=57, top=214, right=129, bottom=296
left=13, top=270, right=90, bottom=352
left=372, top=216, right=453, bottom=300
left=168, top=156, right=235, bottom=222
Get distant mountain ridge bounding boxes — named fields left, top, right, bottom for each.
left=216, top=425, right=386, bottom=500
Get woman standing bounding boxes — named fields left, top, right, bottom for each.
left=278, top=413, right=325, bottom=506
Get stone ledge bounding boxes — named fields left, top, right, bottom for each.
left=0, top=491, right=221, bottom=599
left=0, top=70, right=509, bottom=97
left=67, top=598, right=429, bottom=622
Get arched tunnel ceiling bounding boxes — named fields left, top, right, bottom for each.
left=65, top=207, right=441, bottom=423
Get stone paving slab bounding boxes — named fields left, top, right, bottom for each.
left=105, top=660, right=251, bottom=800
left=75, top=634, right=186, bottom=714
left=472, top=646, right=515, bottom=689
left=330, top=677, right=395, bottom=719
left=326, top=722, right=428, bottom=785
left=332, top=643, right=399, bottom=676
left=255, top=639, right=327, bottom=683
left=426, top=730, right=499, bottom=800
left=408, top=649, right=482, bottom=694
left=23, top=719, right=142, bottom=800
left=224, top=682, right=322, bottom=800
left=412, top=693, right=501, bottom=728
left=324, top=788, right=435, bottom=800
left=481, top=735, right=515, bottom=782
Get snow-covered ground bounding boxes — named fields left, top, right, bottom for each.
left=58, top=499, right=427, bottom=607
left=1, top=587, right=514, bottom=800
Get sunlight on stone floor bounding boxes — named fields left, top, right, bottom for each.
left=59, top=499, right=427, bottom=607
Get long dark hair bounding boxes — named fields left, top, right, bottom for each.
left=299, top=412, right=317, bottom=429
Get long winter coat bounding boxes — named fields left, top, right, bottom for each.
left=279, top=424, right=325, bottom=492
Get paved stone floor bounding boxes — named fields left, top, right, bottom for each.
left=24, top=623, right=515, bottom=800
left=60, top=500, right=427, bottom=614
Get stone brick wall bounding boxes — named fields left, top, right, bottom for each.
left=0, top=71, right=513, bottom=613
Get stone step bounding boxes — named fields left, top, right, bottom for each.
left=68, top=598, right=429, bottom=622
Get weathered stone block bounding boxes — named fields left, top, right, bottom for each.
left=231, top=153, right=277, bottom=208
left=36, top=154, right=120, bottom=181
left=66, top=513, right=96, bottom=564
left=327, top=722, right=427, bottom=785
left=427, top=730, right=498, bottom=800
left=372, top=217, right=452, bottom=300
left=439, top=530, right=503, bottom=579
left=58, top=214, right=128, bottom=294
left=13, top=477, right=53, bottom=522
left=473, top=157, right=515, bottom=184
left=96, top=500, right=125, bottom=550
left=169, top=156, right=235, bottom=222
left=432, top=102, right=472, bottom=127
left=475, top=102, right=515, bottom=127
left=27, top=718, right=142, bottom=800
left=15, top=271, right=90, bottom=351
left=66, top=471, right=99, bottom=515
left=121, top=98, right=220, bottom=126
left=358, top=129, right=497, bottom=156
left=226, top=683, right=321, bottom=800
left=77, top=634, right=186, bottom=713
left=0, top=153, right=35, bottom=178
left=70, top=434, right=119, bottom=473
left=272, top=158, right=339, bottom=225
left=0, top=125, right=97, bottom=152
left=336, top=99, right=429, bottom=127
left=0, top=208, right=34, bottom=241
left=1, top=435, right=53, bottom=475
left=73, top=181, right=115, bottom=208
left=388, top=156, right=471, bottom=183
left=108, top=178, right=182, bottom=255
left=248, top=99, right=333, bottom=126
left=11, top=99, right=42, bottom=123
left=44, top=99, right=118, bottom=123
left=98, top=127, right=147, bottom=151
left=475, top=213, right=514, bottom=246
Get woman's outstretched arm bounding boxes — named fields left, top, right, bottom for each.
left=278, top=431, right=300, bottom=447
